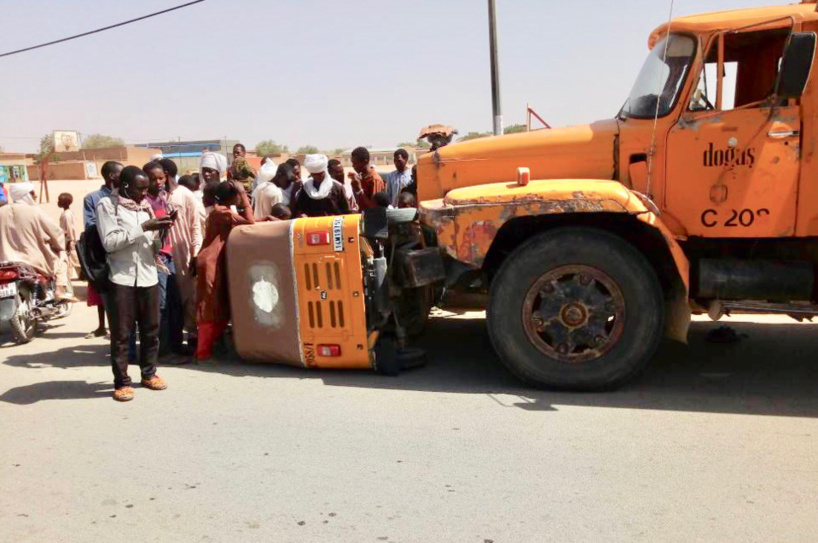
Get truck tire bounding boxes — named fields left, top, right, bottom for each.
left=487, top=227, right=664, bottom=390
left=10, top=289, right=37, bottom=345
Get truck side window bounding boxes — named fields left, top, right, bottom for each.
left=690, top=28, right=790, bottom=112
left=690, top=52, right=720, bottom=111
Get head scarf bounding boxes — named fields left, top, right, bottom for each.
left=151, top=152, right=164, bottom=161
left=200, top=151, right=228, bottom=180
left=258, top=160, right=277, bottom=184
left=302, top=155, right=333, bottom=200
left=9, top=182, right=36, bottom=205
left=304, top=154, right=328, bottom=175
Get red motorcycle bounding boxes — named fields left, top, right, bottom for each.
left=0, top=262, right=72, bottom=344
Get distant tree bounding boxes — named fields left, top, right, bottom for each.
left=457, top=131, right=492, bottom=142
left=36, top=133, right=55, bottom=162
left=326, top=147, right=346, bottom=157
left=82, top=133, right=124, bottom=149
left=504, top=124, right=527, bottom=135
left=397, top=139, right=431, bottom=149
left=256, top=140, right=289, bottom=156
left=0, top=145, right=4, bottom=154
left=296, top=145, right=320, bottom=155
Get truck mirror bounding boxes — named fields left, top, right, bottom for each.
left=777, top=32, right=816, bottom=99
left=362, top=208, right=389, bottom=240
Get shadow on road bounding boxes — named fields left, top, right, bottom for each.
left=3, top=315, right=817, bottom=416
left=0, top=380, right=111, bottom=405
left=3, top=342, right=108, bottom=369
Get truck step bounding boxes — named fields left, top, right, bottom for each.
left=718, top=301, right=818, bottom=320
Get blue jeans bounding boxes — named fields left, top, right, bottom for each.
left=128, top=257, right=175, bottom=361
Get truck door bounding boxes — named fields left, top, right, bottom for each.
left=665, top=28, right=800, bottom=238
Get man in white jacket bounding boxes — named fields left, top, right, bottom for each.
left=96, top=166, right=173, bottom=402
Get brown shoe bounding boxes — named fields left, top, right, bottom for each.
left=141, top=375, right=167, bottom=391
left=113, top=386, right=135, bottom=402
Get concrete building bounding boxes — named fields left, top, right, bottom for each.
left=137, top=140, right=239, bottom=175
left=0, top=153, right=33, bottom=184
left=26, top=146, right=160, bottom=181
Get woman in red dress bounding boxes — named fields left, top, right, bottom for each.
left=195, top=181, right=255, bottom=360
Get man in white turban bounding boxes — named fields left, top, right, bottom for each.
left=200, top=151, right=228, bottom=185
left=253, top=157, right=277, bottom=193
left=0, top=182, right=77, bottom=302
left=9, top=182, right=37, bottom=205
left=291, top=154, right=351, bottom=217
left=252, top=163, right=284, bottom=221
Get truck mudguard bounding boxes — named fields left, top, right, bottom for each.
left=420, top=178, right=690, bottom=291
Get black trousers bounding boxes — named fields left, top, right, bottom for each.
left=109, top=283, right=160, bottom=388
left=166, top=271, right=185, bottom=352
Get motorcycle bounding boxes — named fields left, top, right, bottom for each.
left=0, top=262, right=73, bottom=344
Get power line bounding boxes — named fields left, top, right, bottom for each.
left=0, top=0, right=206, bottom=59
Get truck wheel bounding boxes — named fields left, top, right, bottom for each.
left=487, top=227, right=664, bottom=390
left=10, top=289, right=37, bottom=344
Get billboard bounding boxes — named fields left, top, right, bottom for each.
left=53, top=131, right=80, bottom=153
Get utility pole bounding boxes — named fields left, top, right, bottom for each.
left=488, top=0, right=503, bottom=136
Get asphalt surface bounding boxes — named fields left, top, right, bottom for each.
left=1, top=285, right=817, bottom=542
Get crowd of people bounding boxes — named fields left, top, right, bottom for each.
left=0, top=143, right=418, bottom=402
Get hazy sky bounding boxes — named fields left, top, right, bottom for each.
left=0, top=0, right=784, bottom=153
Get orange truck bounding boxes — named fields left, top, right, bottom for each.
left=229, top=2, right=818, bottom=389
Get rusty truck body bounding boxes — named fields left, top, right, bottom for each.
left=229, top=2, right=818, bottom=390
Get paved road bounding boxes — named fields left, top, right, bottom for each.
left=1, top=287, right=817, bottom=542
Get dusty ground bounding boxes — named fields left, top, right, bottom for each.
left=1, top=281, right=817, bottom=542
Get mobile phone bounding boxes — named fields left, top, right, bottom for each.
left=169, top=208, right=179, bottom=221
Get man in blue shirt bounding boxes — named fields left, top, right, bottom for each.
left=0, top=167, right=7, bottom=206
left=384, top=149, right=413, bottom=207
left=83, top=161, right=122, bottom=228
left=82, top=161, right=122, bottom=339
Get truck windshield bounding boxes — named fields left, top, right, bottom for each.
left=621, top=34, right=696, bottom=119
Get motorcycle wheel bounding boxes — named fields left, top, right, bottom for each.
left=10, top=289, right=37, bottom=344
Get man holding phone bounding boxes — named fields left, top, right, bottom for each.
left=97, top=166, right=174, bottom=401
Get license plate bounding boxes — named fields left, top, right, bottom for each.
left=0, top=282, right=17, bottom=299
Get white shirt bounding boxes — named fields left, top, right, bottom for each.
left=96, top=196, right=159, bottom=288
left=385, top=169, right=413, bottom=206
left=252, top=182, right=284, bottom=219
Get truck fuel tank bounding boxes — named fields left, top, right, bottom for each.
left=696, top=259, right=814, bottom=302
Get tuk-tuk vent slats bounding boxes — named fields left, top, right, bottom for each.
left=326, top=262, right=334, bottom=290
left=305, top=264, right=312, bottom=290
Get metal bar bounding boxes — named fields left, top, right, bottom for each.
left=716, top=33, right=724, bottom=111
left=527, top=105, right=552, bottom=129
left=488, top=0, right=503, bottom=135
left=722, top=301, right=818, bottom=316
